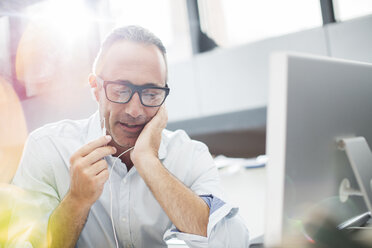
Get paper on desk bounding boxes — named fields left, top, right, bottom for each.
left=214, top=155, right=267, bottom=175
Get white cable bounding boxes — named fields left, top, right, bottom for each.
left=102, top=117, right=134, bottom=247
left=109, top=146, right=134, bottom=248
left=346, top=226, right=372, bottom=230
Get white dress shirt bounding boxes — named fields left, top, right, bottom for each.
left=12, top=111, right=249, bottom=247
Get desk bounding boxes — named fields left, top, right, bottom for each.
left=219, top=167, right=266, bottom=239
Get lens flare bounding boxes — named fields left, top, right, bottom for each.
left=0, top=184, right=57, bottom=247
left=16, top=0, right=95, bottom=96
left=0, top=77, right=28, bottom=183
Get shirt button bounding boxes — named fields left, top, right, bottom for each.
left=123, top=178, right=127, bottom=184
left=122, top=217, right=126, bottom=222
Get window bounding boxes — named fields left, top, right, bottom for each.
left=106, top=0, right=192, bottom=63
left=0, top=17, right=10, bottom=79
left=15, top=0, right=97, bottom=97
left=334, top=0, right=372, bottom=21
left=198, top=0, right=322, bottom=47
left=5, top=0, right=191, bottom=98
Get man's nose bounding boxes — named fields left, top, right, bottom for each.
left=124, top=92, right=144, bottom=118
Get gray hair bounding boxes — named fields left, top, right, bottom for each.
left=93, top=25, right=168, bottom=81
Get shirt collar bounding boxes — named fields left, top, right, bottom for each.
left=87, top=111, right=167, bottom=160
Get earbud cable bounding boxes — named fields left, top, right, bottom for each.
left=109, top=146, right=134, bottom=248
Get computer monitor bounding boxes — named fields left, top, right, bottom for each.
left=264, top=52, right=372, bottom=246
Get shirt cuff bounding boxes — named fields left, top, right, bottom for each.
left=163, top=194, right=239, bottom=244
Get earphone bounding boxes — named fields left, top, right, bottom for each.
left=102, top=118, right=107, bottom=137
left=102, top=117, right=134, bottom=248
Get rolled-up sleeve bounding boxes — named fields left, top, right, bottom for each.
left=163, top=194, right=249, bottom=247
left=163, top=142, right=250, bottom=247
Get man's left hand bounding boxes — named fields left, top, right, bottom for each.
left=130, top=105, right=168, bottom=166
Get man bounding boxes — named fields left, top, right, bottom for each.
left=12, top=26, right=249, bottom=247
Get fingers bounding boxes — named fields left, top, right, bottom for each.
left=68, top=136, right=115, bottom=206
left=70, top=136, right=116, bottom=171
left=84, top=146, right=116, bottom=166
left=158, top=105, right=168, bottom=128
left=96, top=169, right=109, bottom=185
left=87, top=159, right=109, bottom=176
left=157, top=104, right=167, bottom=119
left=76, top=135, right=112, bottom=157
left=146, top=105, right=168, bottom=130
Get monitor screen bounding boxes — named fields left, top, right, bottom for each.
left=265, top=52, right=372, bottom=246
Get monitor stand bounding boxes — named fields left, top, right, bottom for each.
left=337, top=137, right=372, bottom=230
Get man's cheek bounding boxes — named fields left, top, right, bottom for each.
left=148, top=108, right=160, bottom=120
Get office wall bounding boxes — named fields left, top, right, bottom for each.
left=194, top=28, right=328, bottom=117
left=167, top=27, right=328, bottom=121
left=326, top=15, right=372, bottom=63
left=167, top=15, right=372, bottom=121
left=20, top=15, right=372, bottom=132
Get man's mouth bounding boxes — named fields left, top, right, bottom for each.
left=119, top=122, right=145, bottom=133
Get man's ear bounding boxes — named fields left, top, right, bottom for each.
left=88, top=73, right=100, bottom=102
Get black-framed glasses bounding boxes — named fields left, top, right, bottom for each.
left=96, top=76, right=170, bottom=107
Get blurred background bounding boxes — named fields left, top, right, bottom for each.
left=0, top=0, right=372, bottom=244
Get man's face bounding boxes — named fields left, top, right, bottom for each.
left=95, top=41, right=167, bottom=149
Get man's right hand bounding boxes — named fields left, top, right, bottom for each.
left=68, top=135, right=117, bottom=207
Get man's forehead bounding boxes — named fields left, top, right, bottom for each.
left=106, top=40, right=162, bottom=61
left=97, top=40, right=167, bottom=84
